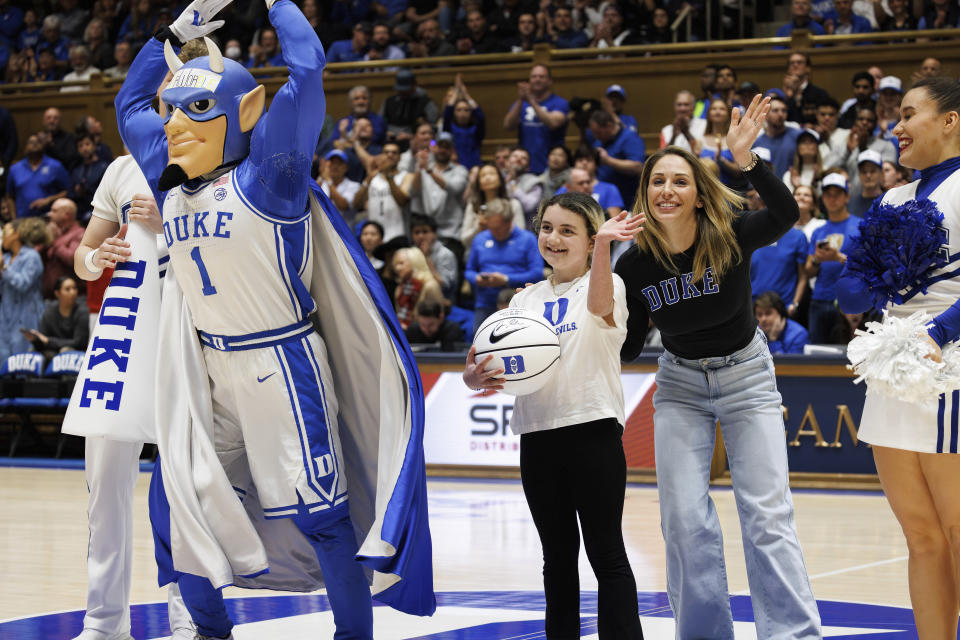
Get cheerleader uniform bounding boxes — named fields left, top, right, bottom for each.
left=841, top=156, right=960, bottom=453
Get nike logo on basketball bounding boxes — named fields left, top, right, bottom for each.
left=490, top=325, right=525, bottom=343
left=257, top=372, right=277, bottom=383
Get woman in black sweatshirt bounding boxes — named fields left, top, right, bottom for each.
left=614, top=95, right=821, bottom=640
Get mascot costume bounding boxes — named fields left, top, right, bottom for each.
left=114, top=0, right=435, bottom=637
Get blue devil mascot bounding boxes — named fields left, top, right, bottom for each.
left=114, top=1, right=435, bottom=637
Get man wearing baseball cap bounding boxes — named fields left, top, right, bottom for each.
left=804, top=171, right=861, bottom=343
left=382, top=69, right=439, bottom=144
left=848, top=149, right=883, bottom=217
left=876, top=75, right=903, bottom=134
left=604, top=84, right=638, bottom=135
left=409, top=131, right=468, bottom=243
left=327, top=21, right=370, bottom=63
left=318, top=149, right=361, bottom=221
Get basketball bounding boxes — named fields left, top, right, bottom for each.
left=473, top=308, right=561, bottom=396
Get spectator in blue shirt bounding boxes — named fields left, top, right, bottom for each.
left=36, top=15, right=70, bottom=75
left=442, top=74, right=485, bottom=170
left=823, top=0, right=873, bottom=34
left=327, top=21, right=371, bottom=63
left=776, top=0, right=827, bottom=40
left=754, top=291, right=810, bottom=354
left=604, top=84, right=639, bottom=136
left=571, top=146, right=624, bottom=216
left=754, top=95, right=802, bottom=177
left=588, top=109, right=645, bottom=209
left=504, top=64, right=570, bottom=174
left=750, top=223, right=809, bottom=316
left=332, top=85, right=387, bottom=147
left=555, top=167, right=624, bottom=219
left=6, top=134, right=70, bottom=218
left=804, top=172, right=861, bottom=343
left=16, top=9, right=39, bottom=52
left=0, top=0, right=23, bottom=43
left=465, top=201, right=543, bottom=334
left=342, top=116, right=383, bottom=183
left=546, top=5, right=589, bottom=49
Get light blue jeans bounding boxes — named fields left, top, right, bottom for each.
left=653, top=329, right=821, bottom=640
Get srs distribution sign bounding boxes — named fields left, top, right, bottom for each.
left=422, top=372, right=657, bottom=468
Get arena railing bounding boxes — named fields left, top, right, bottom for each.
left=2, top=28, right=959, bottom=162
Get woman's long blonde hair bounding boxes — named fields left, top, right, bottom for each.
left=634, top=146, right=743, bottom=282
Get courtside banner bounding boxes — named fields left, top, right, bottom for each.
left=422, top=372, right=656, bottom=467
left=62, top=221, right=161, bottom=443
left=421, top=363, right=875, bottom=474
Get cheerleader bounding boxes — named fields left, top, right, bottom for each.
left=463, top=192, right=644, bottom=639
left=838, top=77, right=960, bottom=638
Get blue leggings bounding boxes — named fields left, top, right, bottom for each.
left=179, top=505, right=373, bottom=640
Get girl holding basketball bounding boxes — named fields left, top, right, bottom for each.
left=463, top=191, right=645, bottom=639
left=614, top=95, right=821, bottom=639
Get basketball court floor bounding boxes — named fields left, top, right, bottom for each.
left=0, top=464, right=935, bottom=639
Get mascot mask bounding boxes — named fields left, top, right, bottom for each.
left=158, top=37, right=265, bottom=190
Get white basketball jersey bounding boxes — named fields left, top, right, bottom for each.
left=508, top=272, right=629, bottom=435
left=161, top=169, right=314, bottom=335
left=366, top=171, right=408, bottom=241
left=882, top=170, right=960, bottom=318
left=91, top=155, right=152, bottom=225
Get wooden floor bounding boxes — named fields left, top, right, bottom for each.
left=0, top=467, right=914, bottom=637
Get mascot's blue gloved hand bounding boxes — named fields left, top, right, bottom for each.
left=170, top=0, right=232, bottom=43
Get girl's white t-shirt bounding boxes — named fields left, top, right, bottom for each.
left=508, top=271, right=629, bottom=435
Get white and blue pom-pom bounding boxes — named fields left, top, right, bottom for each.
left=844, top=200, right=947, bottom=312
left=847, top=311, right=960, bottom=404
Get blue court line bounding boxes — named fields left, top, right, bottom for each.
left=0, top=457, right=155, bottom=473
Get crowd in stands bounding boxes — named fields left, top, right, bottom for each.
left=0, top=0, right=957, bottom=90
left=0, top=0, right=957, bottom=358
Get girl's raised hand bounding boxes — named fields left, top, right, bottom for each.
left=596, top=210, right=645, bottom=245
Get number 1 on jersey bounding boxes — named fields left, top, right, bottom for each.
left=190, top=246, right=217, bottom=296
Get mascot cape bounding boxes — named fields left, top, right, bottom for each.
left=150, top=183, right=435, bottom=616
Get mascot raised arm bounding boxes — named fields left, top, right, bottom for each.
left=114, top=1, right=435, bottom=637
